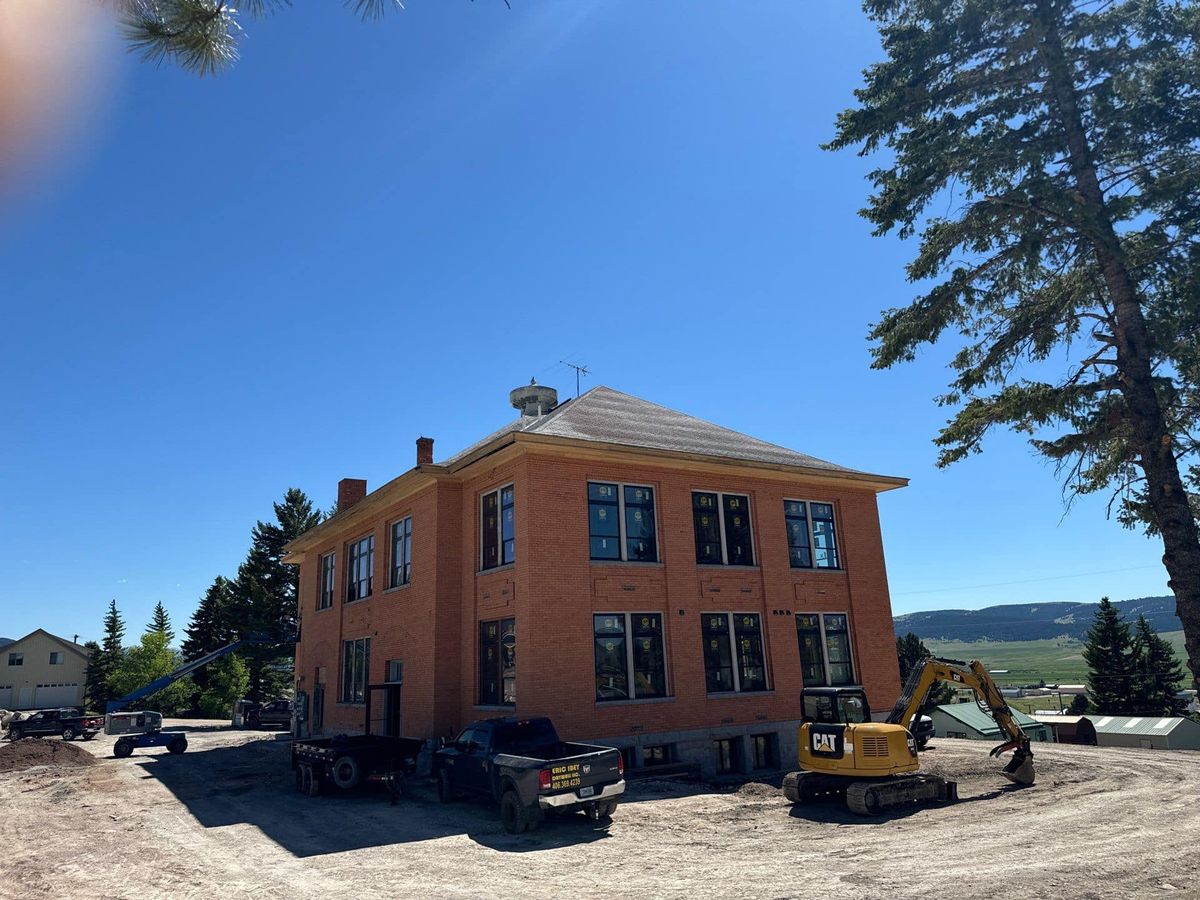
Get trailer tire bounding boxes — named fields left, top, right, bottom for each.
left=331, top=754, right=361, bottom=790
left=437, top=769, right=455, bottom=803
left=295, top=765, right=307, bottom=793
left=82, top=733, right=95, bottom=741
left=167, top=737, right=187, bottom=755
left=306, top=765, right=322, bottom=797
left=61, top=726, right=76, bottom=741
left=114, top=738, right=134, bottom=758
left=500, top=789, right=529, bottom=834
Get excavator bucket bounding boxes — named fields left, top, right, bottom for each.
left=1001, top=747, right=1035, bottom=785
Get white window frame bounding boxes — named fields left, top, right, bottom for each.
left=783, top=498, right=843, bottom=570
left=480, top=483, right=515, bottom=571
left=693, top=490, right=756, bottom=567
left=7, top=653, right=23, bottom=666
left=796, top=611, right=858, bottom=687
left=703, top=611, right=771, bottom=693
left=48, top=652, right=64, bottom=665
left=389, top=515, right=413, bottom=588
left=593, top=612, right=670, bottom=702
left=317, top=551, right=336, bottom=610
left=587, top=482, right=660, bottom=563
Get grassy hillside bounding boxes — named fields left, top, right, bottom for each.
left=923, top=631, right=1187, bottom=688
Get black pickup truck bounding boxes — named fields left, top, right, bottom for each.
left=433, top=716, right=625, bottom=834
left=6, top=708, right=105, bottom=741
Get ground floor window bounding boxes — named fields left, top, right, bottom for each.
left=594, top=612, right=667, bottom=701
left=701, top=612, right=769, bottom=693
left=751, top=733, right=779, bottom=770
left=714, top=737, right=740, bottom=775
left=479, top=618, right=516, bottom=706
left=340, top=638, right=370, bottom=704
left=795, top=613, right=855, bottom=686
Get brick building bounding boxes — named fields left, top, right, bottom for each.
left=284, top=383, right=906, bottom=777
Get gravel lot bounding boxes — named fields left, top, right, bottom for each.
left=2, top=722, right=1196, bottom=899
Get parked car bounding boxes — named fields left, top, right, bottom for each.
left=912, top=714, right=934, bottom=750
left=433, top=716, right=625, bottom=834
left=6, top=708, right=104, bottom=741
left=246, top=699, right=293, bottom=729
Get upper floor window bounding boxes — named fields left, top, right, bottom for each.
left=340, top=637, right=370, bottom=704
left=701, top=612, right=768, bottom=693
left=784, top=500, right=841, bottom=569
left=346, top=534, right=374, bottom=603
left=593, top=613, right=667, bottom=701
left=7, top=653, right=22, bottom=666
left=692, top=492, right=755, bottom=566
left=390, top=516, right=412, bottom=588
left=318, top=552, right=335, bottom=610
left=49, top=652, right=64, bottom=665
left=796, top=613, right=855, bottom=686
left=481, top=485, right=515, bottom=570
left=588, top=483, right=659, bottom=562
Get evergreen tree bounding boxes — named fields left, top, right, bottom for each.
left=148, top=602, right=175, bottom=645
left=81, top=640, right=104, bottom=711
left=830, top=0, right=1200, bottom=688
left=110, top=630, right=193, bottom=717
left=85, top=600, right=127, bottom=709
left=1129, top=614, right=1187, bottom=716
left=896, top=633, right=954, bottom=710
left=181, top=577, right=235, bottom=662
left=1083, top=598, right=1134, bottom=714
left=1067, top=693, right=1089, bottom=715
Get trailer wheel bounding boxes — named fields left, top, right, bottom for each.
left=167, top=737, right=187, bottom=755
left=306, top=765, right=321, bottom=797
left=331, top=754, right=361, bottom=790
left=500, top=790, right=528, bottom=834
left=295, top=765, right=307, bottom=793
left=82, top=733, right=95, bottom=741
left=114, top=738, right=134, bottom=758
left=436, top=770, right=455, bottom=803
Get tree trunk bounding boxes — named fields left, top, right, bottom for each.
left=1035, top=0, right=1200, bottom=687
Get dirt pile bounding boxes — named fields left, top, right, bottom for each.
left=0, top=738, right=97, bottom=773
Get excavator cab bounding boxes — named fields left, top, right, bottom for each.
left=801, top=687, right=872, bottom=725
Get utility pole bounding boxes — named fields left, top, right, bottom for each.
left=561, top=361, right=590, bottom=397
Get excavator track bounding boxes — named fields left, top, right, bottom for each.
left=783, top=771, right=849, bottom=804
left=844, top=775, right=957, bottom=816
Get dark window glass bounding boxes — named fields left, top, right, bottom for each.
left=500, top=487, right=515, bottom=565
left=8, top=653, right=23, bottom=666
left=810, top=503, right=840, bottom=569
left=631, top=613, right=666, bottom=698
left=588, top=483, right=621, bottom=561
left=318, top=552, right=335, bottom=610
left=701, top=613, right=734, bottom=692
left=692, top=493, right=722, bottom=564
left=784, top=501, right=813, bottom=569
left=824, top=613, right=854, bottom=685
left=390, top=517, right=412, bottom=587
left=642, top=744, right=671, bottom=766
left=623, top=485, right=658, bottom=562
left=346, top=535, right=374, bottom=602
left=796, top=614, right=827, bottom=686
left=734, top=613, right=767, bottom=691
left=479, top=617, right=515, bottom=706
left=340, top=637, right=370, bottom=704
left=722, top=494, right=754, bottom=566
left=593, top=614, right=628, bottom=700
left=481, top=491, right=499, bottom=570
left=715, top=737, right=739, bottom=775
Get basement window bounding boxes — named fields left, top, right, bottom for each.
left=642, top=744, right=674, bottom=767
left=714, top=737, right=740, bottom=775
left=751, top=733, right=779, bottom=770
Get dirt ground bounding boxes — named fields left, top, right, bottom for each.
left=2, top=723, right=1196, bottom=900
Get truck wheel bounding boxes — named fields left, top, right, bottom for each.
left=8, top=729, right=22, bottom=742
left=295, top=765, right=307, bottom=793
left=82, top=733, right=95, bottom=742
left=437, top=770, right=455, bottom=803
left=61, top=726, right=76, bottom=741
left=500, top=790, right=529, bottom=835
left=331, top=755, right=361, bottom=790
left=306, top=765, right=322, bottom=797
left=167, top=737, right=187, bottom=755
left=114, top=738, right=134, bottom=758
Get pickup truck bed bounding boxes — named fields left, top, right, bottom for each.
left=6, top=709, right=104, bottom=742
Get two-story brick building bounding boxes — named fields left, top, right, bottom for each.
left=283, top=383, right=907, bottom=776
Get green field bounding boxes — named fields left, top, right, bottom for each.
left=922, top=631, right=1187, bottom=691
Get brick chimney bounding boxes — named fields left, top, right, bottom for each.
left=337, top=478, right=367, bottom=513
left=416, top=436, right=434, bottom=466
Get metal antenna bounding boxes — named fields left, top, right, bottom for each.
left=561, top=360, right=590, bottom=397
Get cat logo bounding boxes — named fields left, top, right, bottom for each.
left=812, top=733, right=838, bottom=754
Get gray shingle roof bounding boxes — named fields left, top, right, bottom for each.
left=440, top=385, right=873, bottom=475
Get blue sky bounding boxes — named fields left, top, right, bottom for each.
left=0, top=1, right=1170, bottom=644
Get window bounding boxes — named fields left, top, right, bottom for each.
left=346, top=535, right=374, bottom=602
left=312, top=667, right=325, bottom=731
left=701, top=613, right=768, bottom=693
left=48, top=652, right=64, bottom=665
left=481, top=485, right=515, bottom=570
left=784, top=500, right=840, bottom=569
left=390, top=516, right=412, bottom=588
left=588, top=483, right=658, bottom=562
left=385, top=659, right=403, bottom=683
left=795, top=613, right=855, bottom=686
left=642, top=744, right=673, bottom=767
left=7, top=653, right=22, bottom=666
left=692, top=492, right=754, bottom=566
left=714, top=737, right=740, bottom=775
left=479, top=618, right=515, bottom=706
left=593, top=613, right=667, bottom=701
left=340, top=637, right=370, bottom=704
left=751, top=733, right=779, bottom=770
left=318, top=552, right=335, bottom=610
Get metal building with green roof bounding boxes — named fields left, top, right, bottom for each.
left=930, top=703, right=1054, bottom=743
left=1089, top=715, right=1200, bottom=750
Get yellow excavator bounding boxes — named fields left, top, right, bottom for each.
left=784, top=657, right=1035, bottom=816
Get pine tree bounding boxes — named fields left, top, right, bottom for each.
left=830, top=0, right=1200, bottom=689
left=82, top=641, right=104, bottom=711
left=1129, top=614, right=1187, bottom=716
left=84, top=600, right=127, bottom=709
left=895, top=632, right=953, bottom=710
left=180, top=577, right=237, bottom=713
left=148, top=602, right=175, bottom=645
left=1083, top=598, right=1134, bottom=714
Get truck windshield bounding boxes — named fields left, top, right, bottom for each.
left=494, top=719, right=559, bottom=756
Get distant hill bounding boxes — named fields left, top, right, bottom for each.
left=894, top=595, right=1178, bottom=642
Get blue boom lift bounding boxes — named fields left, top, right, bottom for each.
left=105, top=634, right=288, bottom=758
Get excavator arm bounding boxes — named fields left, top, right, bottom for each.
left=885, top=657, right=1035, bottom=784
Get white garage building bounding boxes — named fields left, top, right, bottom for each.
left=0, top=630, right=91, bottom=710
